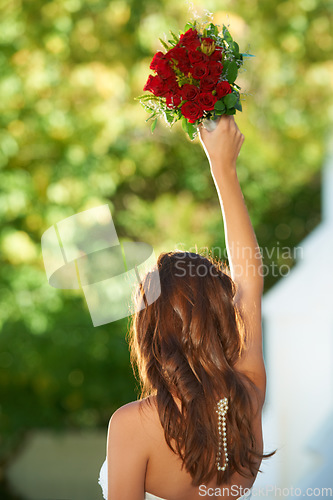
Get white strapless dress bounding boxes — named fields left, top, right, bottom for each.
left=98, top=457, right=164, bottom=500
left=98, top=458, right=252, bottom=500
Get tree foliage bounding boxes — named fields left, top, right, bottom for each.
left=0, top=0, right=332, bottom=479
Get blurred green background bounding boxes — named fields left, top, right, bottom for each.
left=0, top=0, right=332, bottom=496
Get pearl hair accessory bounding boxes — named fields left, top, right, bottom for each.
left=216, top=397, right=229, bottom=472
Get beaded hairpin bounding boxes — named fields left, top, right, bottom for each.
left=216, top=397, right=229, bottom=471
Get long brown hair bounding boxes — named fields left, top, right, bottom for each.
left=127, top=250, right=275, bottom=486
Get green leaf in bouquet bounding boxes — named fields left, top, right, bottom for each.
left=234, top=97, right=242, bottom=112
left=187, top=121, right=197, bottom=141
left=175, top=108, right=182, bottom=119
left=142, top=104, right=155, bottom=114
left=168, top=40, right=177, bottom=46
left=159, top=38, right=170, bottom=50
left=224, top=93, right=238, bottom=109
left=136, top=94, right=158, bottom=102
left=222, top=25, right=233, bottom=44
left=225, top=61, right=238, bottom=84
left=209, top=23, right=219, bottom=36
left=225, top=108, right=236, bottom=115
left=232, top=41, right=240, bottom=54
left=184, top=22, right=195, bottom=31
left=170, top=31, right=179, bottom=43
left=205, top=23, right=218, bottom=39
left=222, top=60, right=229, bottom=76
left=214, top=100, right=226, bottom=112
left=151, top=118, right=158, bottom=132
left=182, top=116, right=189, bottom=133
left=164, top=110, right=175, bottom=124
left=146, top=112, right=157, bottom=122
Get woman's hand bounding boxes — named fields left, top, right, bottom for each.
left=198, top=115, right=244, bottom=181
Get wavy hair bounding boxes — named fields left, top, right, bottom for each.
left=127, top=250, right=275, bottom=486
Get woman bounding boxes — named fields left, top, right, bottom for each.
left=98, top=116, right=275, bottom=499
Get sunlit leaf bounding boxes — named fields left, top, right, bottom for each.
left=224, top=93, right=238, bottom=109
left=151, top=118, right=158, bottom=132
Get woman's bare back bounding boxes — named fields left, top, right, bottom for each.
left=139, top=392, right=264, bottom=500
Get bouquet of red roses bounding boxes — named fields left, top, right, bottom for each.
left=137, top=20, right=253, bottom=140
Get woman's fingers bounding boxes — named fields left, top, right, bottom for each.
left=199, top=115, right=244, bottom=153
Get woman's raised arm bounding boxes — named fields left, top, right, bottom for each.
left=199, top=116, right=266, bottom=395
left=199, top=116, right=263, bottom=292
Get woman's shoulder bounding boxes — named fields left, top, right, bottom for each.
left=109, top=396, right=158, bottom=429
left=111, top=399, right=141, bottom=417
left=107, top=397, right=158, bottom=464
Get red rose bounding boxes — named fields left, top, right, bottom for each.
left=181, top=101, right=203, bottom=123
left=150, top=51, right=165, bottom=71
left=210, top=47, right=223, bottom=61
left=180, top=28, right=197, bottom=41
left=181, top=84, right=199, bottom=101
left=150, top=54, right=174, bottom=80
left=165, top=75, right=180, bottom=94
left=179, top=28, right=200, bottom=47
left=186, top=39, right=201, bottom=51
left=166, top=47, right=190, bottom=73
left=198, top=92, right=217, bottom=110
left=166, top=46, right=187, bottom=63
left=166, top=93, right=182, bottom=108
left=143, top=74, right=167, bottom=96
left=208, top=61, right=223, bottom=77
left=188, top=49, right=207, bottom=65
left=158, top=60, right=175, bottom=80
left=190, top=63, right=208, bottom=80
left=216, top=80, right=232, bottom=98
left=200, top=75, right=218, bottom=91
